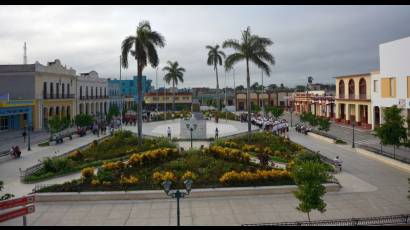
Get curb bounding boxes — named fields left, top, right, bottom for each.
left=34, top=183, right=340, bottom=202
left=355, top=148, right=410, bottom=173
left=307, top=132, right=335, bottom=144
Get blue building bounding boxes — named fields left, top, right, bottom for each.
left=0, top=98, right=34, bottom=132
left=108, top=76, right=152, bottom=98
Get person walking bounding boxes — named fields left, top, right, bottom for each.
left=22, top=129, right=27, bottom=143
left=215, top=127, right=219, bottom=139
left=167, top=127, right=172, bottom=140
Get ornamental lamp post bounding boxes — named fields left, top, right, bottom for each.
left=162, top=179, right=193, bottom=226
left=186, top=121, right=197, bottom=149
left=352, top=120, right=355, bottom=148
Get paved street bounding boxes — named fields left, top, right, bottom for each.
left=1, top=124, right=409, bottom=226
left=286, top=112, right=410, bottom=161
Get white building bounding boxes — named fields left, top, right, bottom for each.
left=76, top=71, right=109, bottom=120
left=371, top=36, right=410, bottom=130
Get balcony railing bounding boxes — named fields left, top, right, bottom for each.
left=336, top=94, right=369, bottom=100
left=80, top=96, right=108, bottom=100
left=43, top=94, right=75, bottom=99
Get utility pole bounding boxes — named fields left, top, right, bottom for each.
left=233, top=68, right=236, bottom=111
left=23, top=42, right=27, bottom=64
left=261, top=70, right=264, bottom=114
left=156, top=67, right=159, bottom=112
left=119, top=55, right=122, bottom=130
left=224, top=69, right=227, bottom=122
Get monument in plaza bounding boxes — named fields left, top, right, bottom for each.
left=180, top=99, right=207, bottom=139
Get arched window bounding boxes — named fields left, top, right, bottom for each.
left=86, top=86, right=89, bottom=98
left=56, top=107, right=60, bottom=117
left=359, top=78, right=366, bottom=99
left=80, top=86, right=83, bottom=99
left=348, top=79, right=355, bottom=99
left=338, top=80, right=345, bottom=98
left=56, top=83, right=60, bottom=98
left=67, top=83, right=70, bottom=97
left=49, top=107, right=53, bottom=117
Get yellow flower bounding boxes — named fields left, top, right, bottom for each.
left=181, top=171, right=197, bottom=181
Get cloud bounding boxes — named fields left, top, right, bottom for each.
left=0, top=5, right=410, bottom=88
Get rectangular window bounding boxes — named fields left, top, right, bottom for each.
left=374, top=80, right=378, bottom=93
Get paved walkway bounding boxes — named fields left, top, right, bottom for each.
left=0, top=130, right=49, bottom=153
left=1, top=125, right=409, bottom=226
left=0, top=131, right=109, bottom=197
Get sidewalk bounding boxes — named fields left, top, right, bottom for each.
left=0, top=130, right=50, bottom=153
left=0, top=131, right=109, bottom=197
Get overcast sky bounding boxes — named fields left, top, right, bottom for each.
left=1, top=5, right=410, bottom=88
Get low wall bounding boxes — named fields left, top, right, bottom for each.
left=34, top=183, right=340, bottom=202
left=307, top=132, right=335, bottom=144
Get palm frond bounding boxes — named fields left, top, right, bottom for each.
left=222, top=39, right=241, bottom=50
left=121, top=36, right=135, bottom=68
left=225, top=53, right=245, bottom=69
left=146, top=42, right=159, bottom=67
left=250, top=55, right=271, bottom=76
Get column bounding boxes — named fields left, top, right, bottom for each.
left=346, top=104, right=350, bottom=121
left=355, top=104, right=360, bottom=123
left=368, top=105, right=372, bottom=128
left=335, top=103, right=340, bottom=119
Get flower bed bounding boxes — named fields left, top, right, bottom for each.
left=35, top=133, right=335, bottom=193
left=23, top=131, right=176, bottom=183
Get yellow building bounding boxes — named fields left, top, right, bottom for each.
left=335, top=73, right=372, bottom=129
left=144, top=91, right=192, bottom=111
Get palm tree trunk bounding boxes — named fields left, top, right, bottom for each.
left=173, top=80, right=176, bottom=113
left=215, top=66, right=220, bottom=111
left=246, top=58, right=251, bottom=143
left=307, top=212, right=311, bottom=222
left=137, top=64, right=143, bottom=146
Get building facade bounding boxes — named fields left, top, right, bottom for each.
left=144, top=90, right=192, bottom=111
left=235, top=90, right=290, bottom=111
left=0, top=98, right=35, bottom=132
left=108, top=76, right=152, bottom=98
left=335, top=73, right=372, bottom=129
left=76, top=71, right=109, bottom=121
left=371, top=36, right=410, bottom=131
left=0, top=59, right=77, bottom=130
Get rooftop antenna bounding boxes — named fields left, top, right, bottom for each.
left=23, top=42, right=27, bottom=64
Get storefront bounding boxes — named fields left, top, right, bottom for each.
left=0, top=100, right=34, bottom=132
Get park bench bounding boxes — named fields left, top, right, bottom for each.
left=49, top=127, right=77, bottom=145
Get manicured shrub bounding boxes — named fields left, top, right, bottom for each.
left=207, top=146, right=251, bottom=163
left=81, top=167, right=95, bottom=183
left=152, top=171, right=177, bottom=184
left=219, top=169, right=292, bottom=185
left=126, top=148, right=179, bottom=168
left=67, top=150, right=83, bottom=161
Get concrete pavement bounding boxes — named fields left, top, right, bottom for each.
left=0, top=131, right=109, bottom=197
left=1, top=128, right=409, bottom=226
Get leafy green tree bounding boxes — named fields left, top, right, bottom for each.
left=163, top=61, right=186, bottom=112
left=295, top=85, right=306, bottom=92
left=107, top=104, right=120, bottom=122
left=0, top=180, right=15, bottom=201
left=300, top=112, right=319, bottom=127
left=223, top=26, right=275, bottom=143
left=292, top=161, right=328, bottom=221
left=206, top=44, right=226, bottom=111
left=375, top=105, right=407, bottom=158
left=268, top=106, right=284, bottom=119
left=251, top=103, right=260, bottom=113
left=121, top=20, right=166, bottom=146
left=48, top=116, right=65, bottom=135
left=267, top=84, right=278, bottom=91
left=74, top=114, right=94, bottom=128
left=236, top=85, right=245, bottom=91
left=318, top=117, right=331, bottom=132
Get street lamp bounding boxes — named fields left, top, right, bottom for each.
left=27, top=122, right=32, bottom=151
left=162, top=179, right=193, bottom=226
left=352, top=120, right=355, bottom=148
left=186, top=121, right=197, bottom=149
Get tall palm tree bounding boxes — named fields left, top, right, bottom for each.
left=223, top=26, right=275, bottom=143
left=162, top=61, right=185, bottom=112
left=206, top=45, right=226, bottom=111
left=121, top=20, right=165, bottom=146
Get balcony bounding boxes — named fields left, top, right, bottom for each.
left=80, top=95, right=108, bottom=100
left=336, top=94, right=369, bottom=100
left=43, top=94, right=74, bottom=99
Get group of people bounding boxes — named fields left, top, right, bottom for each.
left=9, top=145, right=21, bottom=158
left=269, top=119, right=289, bottom=136
left=295, top=123, right=312, bottom=135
